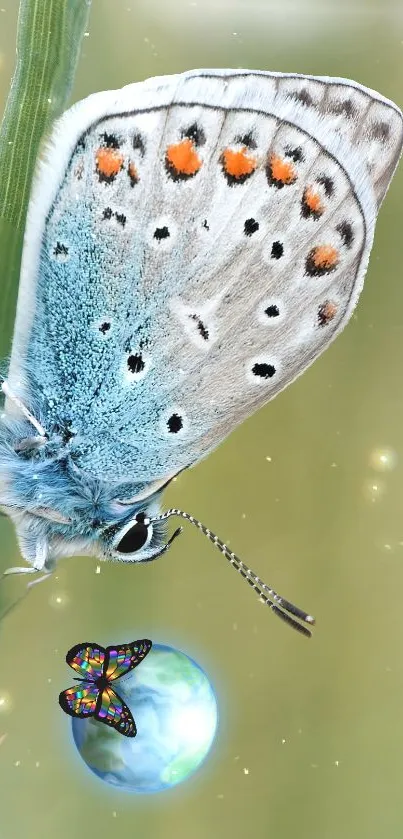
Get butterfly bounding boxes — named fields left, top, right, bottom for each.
left=58, top=639, right=152, bottom=736
left=0, top=69, right=402, bottom=637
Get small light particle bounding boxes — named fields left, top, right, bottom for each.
left=0, top=692, right=12, bottom=713
left=95, top=565, right=101, bottom=574
left=363, top=478, right=386, bottom=503
left=35, top=761, right=40, bottom=768
left=334, top=760, right=339, bottom=767
left=266, top=456, right=272, bottom=462
left=49, top=591, right=69, bottom=609
left=14, top=760, right=20, bottom=767
left=281, top=738, right=286, bottom=744
left=243, top=767, right=249, bottom=775
left=370, top=447, right=397, bottom=472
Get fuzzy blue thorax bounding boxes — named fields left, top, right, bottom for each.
left=0, top=412, right=166, bottom=568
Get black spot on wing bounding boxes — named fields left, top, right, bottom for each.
left=289, top=88, right=314, bottom=107
left=127, top=354, right=145, bottom=374
left=317, top=175, right=334, bottom=197
left=154, top=226, right=170, bottom=241
left=336, top=221, right=354, bottom=249
left=102, top=132, right=120, bottom=148
left=252, top=363, right=276, bottom=379
left=181, top=123, right=205, bottom=146
left=167, top=414, right=183, bottom=433
left=244, top=218, right=259, bottom=236
left=271, top=241, right=284, bottom=259
left=53, top=242, right=69, bottom=258
left=189, top=314, right=209, bottom=340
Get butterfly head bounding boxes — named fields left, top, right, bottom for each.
left=5, top=485, right=174, bottom=569
left=0, top=423, right=175, bottom=568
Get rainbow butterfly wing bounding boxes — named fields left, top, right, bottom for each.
left=104, top=639, right=152, bottom=681
left=59, top=680, right=99, bottom=717
left=95, top=684, right=136, bottom=737
left=65, top=641, right=106, bottom=680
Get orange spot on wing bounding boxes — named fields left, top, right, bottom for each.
left=302, top=186, right=324, bottom=216
left=95, top=147, right=124, bottom=179
left=268, top=154, right=297, bottom=186
left=128, top=161, right=139, bottom=185
left=221, top=146, right=257, bottom=180
left=166, top=138, right=202, bottom=177
left=312, top=245, right=339, bottom=270
left=306, top=244, right=340, bottom=276
left=318, top=300, right=338, bottom=325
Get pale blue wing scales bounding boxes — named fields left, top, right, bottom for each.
left=7, top=70, right=402, bottom=484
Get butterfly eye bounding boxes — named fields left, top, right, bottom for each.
left=114, top=513, right=152, bottom=554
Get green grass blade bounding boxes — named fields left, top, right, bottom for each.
left=0, top=0, right=92, bottom=357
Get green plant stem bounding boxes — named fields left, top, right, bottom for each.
left=0, top=0, right=92, bottom=357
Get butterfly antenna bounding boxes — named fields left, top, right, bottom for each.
left=0, top=377, right=48, bottom=440
left=142, top=526, right=183, bottom=562
left=152, top=509, right=315, bottom=638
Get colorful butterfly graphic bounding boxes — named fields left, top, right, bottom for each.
left=58, top=639, right=152, bottom=737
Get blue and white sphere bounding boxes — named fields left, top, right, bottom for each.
left=71, top=643, right=218, bottom=793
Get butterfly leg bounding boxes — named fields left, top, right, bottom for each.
left=1, top=538, right=53, bottom=580
left=0, top=558, right=54, bottom=623
left=2, top=565, right=43, bottom=578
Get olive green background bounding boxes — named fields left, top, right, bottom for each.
left=1, top=1, right=403, bottom=837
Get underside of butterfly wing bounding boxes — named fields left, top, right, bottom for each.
left=6, top=70, right=402, bottom=486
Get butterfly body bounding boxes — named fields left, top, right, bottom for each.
left=0, top=69, right=401, bottom=581
left=58, top=639, right=152, bottom=736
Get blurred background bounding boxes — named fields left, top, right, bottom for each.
left=0, top=0, right=403, bottom=836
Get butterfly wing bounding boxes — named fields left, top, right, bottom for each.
left=7, top=70, right=402, bottom=484
left=104, top=639, right=152, bottom=681
left=95, top=684, right=136, bottom=737
left=58, top=681, right=99, bottom=718
left=65, top=642, right=106, bottom=680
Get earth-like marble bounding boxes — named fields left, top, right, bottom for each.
left=72, top=643, right=218, bottom=792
